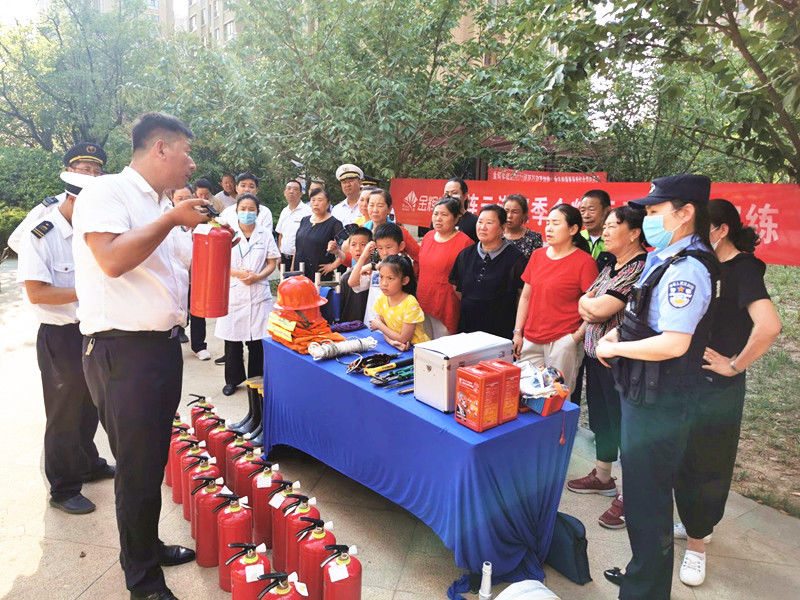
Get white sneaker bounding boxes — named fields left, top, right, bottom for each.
left=679, top=550, right=706, bottom=586
left=195, top=349, right=211, bottom=361
left=674, top=521, right=712, bottom=543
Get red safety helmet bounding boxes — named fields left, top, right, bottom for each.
left=274, top=276, right=327, bottom=324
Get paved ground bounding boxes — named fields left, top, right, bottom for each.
left=2, top=257, right=799, bottom=600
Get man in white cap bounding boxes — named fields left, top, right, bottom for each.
left=331, top=163, right=364, bottom=226
left=16, top=170, right=114, bottom=516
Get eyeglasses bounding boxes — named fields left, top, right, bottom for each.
left=71, top=165, right=103, bottom=176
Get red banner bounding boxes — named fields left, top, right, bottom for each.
left=488, top=167, right=608, bottom=183
left=389, top=179, right=800, bottom=266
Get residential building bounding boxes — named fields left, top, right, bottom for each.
left=186, top=0, right=239, bottom=45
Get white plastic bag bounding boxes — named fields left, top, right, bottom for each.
left=494, top=580, right=560, bottom=600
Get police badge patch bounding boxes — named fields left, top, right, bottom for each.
left=668, top=280, right=695, bottom=308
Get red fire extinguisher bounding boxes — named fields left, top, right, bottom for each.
left=269, top=480, right=302, bottom=571
left=190, top=476, right=222, bottom=540
left=187, top=393, right=216, bottom=429
left=226, top=438, right=252, bottom=486
left=297, top=518, right=336, bottom=600
left=195, top=410, right=219, bottom=444
left=191, top=222, right=233, bottom=318
left=194, top=479, right=226, bottom=566
left=199, top=415, right=226, bottom=444
left=321, top=545, right=362, bottom=600
left=232, top=447, right=265, bottom=498
left=282, top=494, right=319, bottom=576
left=215, top=492, right=254, bottom=592
left=182, top=455, right=220, bottom=521
left=170, top=436, right=200, bottom=504
left=255, top=572, right=309, bottom=600
left=226, top=542, right=271, bottom=600
left=166, top=420, right=189, bottom=487
left=208, top=423, right=235, bottom=467
left=249, top=461, right=280, bottom=547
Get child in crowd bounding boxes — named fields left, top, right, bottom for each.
left=369, top=255, right=430, bottom=351
left=339, top=226, right=373, bottom=322
left=349, top=222, right=412, bottom=328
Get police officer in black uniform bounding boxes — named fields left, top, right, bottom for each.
left=16, top=164, right=114, bottom=515
left=595, top=175, right=719, bottom=600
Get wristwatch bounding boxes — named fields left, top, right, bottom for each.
left=512, top=329, right=522, bottom=335
left=729, top=359, right=744, bottom=374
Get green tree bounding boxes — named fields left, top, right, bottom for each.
left=0, top=0, right=159, bottom=151
left=520, top=0, right=800, bottom=182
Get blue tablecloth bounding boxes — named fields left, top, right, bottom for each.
left=262, top=337, right=579, bottom=582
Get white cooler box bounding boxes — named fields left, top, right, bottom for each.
left=413, top=332, right=514, bottom=413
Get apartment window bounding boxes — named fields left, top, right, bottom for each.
left=224, top=20, right=235, bottom=40
left=213, top=0, right=220, bottom=18
left=201, top=8, right=206, bottom=25
left=148, top=0, right=159, bottom=9
left=189, top=15, right=197, bottom=31
left=214, top=28, right=220, bottom=41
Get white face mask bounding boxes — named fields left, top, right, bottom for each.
left=710, top=226, right=721, bottom=250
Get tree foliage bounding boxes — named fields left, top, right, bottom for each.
left=521, top=0, right=800, bottom=182
left=0, top=0, right=157, bottom=151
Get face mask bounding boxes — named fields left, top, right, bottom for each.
left=642, top=212, right=680, bottom=251
left=710, top=226, right=721, bottom=250
left=238, top=211, right=257, bottom=226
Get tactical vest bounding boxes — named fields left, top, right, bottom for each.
left=611, top=248, right=719, bottom=406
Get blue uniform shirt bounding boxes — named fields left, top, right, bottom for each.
left=638, top=235, right=712, bottom=335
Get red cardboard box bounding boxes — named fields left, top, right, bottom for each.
left=455, top=366, right=501, bottom=433
left=479, top=360, right=520, bottom=424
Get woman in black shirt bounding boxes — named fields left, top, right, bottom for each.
left=449, top=205, right=526, bottom=339
left=293, top=188, right=344, bottom=280
left=673, top=199, right=781, bottom=588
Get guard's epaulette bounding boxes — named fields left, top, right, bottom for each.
left=31, top=220, right=54, bottom=239
left=40, top=196, right=58, bottom=208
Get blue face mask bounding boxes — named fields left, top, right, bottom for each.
left=642, top=212, right=679, bottom=251
left=238, top=211, right=257, bottom=226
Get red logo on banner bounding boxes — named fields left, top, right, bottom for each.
left=389, top=178, right=800, bottom=266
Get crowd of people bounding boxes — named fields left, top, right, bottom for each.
left=10, top=112, right=783, bottom=600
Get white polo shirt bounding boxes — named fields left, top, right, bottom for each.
left=16, top=204, right=78, bottom=325
left=220, top=203, right=273, bottom=232
left=215, top=190, right=236, bottom=208
left=275, top=201, right=312, bottom=255
left=331, top=199, right=360, bottom=226
left=72, top=166, right=190, bottom=335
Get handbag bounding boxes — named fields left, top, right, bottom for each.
left=545, top=512, right=592, bottom=584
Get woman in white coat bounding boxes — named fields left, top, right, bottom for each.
left=216, top=194, right=280, bottom=395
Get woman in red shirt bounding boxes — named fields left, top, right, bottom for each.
left=512, top=203, right=598, bottom=394
left=417, top=197, right=473, bottom=337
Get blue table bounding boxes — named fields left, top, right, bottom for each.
left=262, top=337, right=579, bottom=583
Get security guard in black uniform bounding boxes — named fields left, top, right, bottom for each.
left=16, top=166, right=114, bottom=515
left=595, top=175, right=719, bottom=599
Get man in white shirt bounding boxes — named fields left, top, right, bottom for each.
left=219, top=171, right=273, bottom=231
left=16, top=171, right=114, bottom=516
left=73, top=112, right=211, bottom=600
left=214, top=172, right=236, bottom=208
left=330, top=163, right=363, bottom=226
left=275, top=178, right=312, bottom=270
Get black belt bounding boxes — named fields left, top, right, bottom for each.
left=91, top=326, right=181, bottom=339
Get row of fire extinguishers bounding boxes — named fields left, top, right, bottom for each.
left=165, top=395, right=362, bottom=600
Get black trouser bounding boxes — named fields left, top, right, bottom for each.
left=189, top=313, right=206, bottom=352
left=619, top=390, right=693, bottom=600
left=82, top=334, right=182, bottom=594
left=281, top=253, right=294, bottom=271
left=570, top=356, right=585, bottom=405
left=675, top=378, right=745, bottom=540
left=37, top=323, right=105, bottom=501
left=224, top=340, right=263, bottom=386
left=585, top=356, right=622, bottom=463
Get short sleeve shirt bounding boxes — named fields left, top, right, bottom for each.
left=16, top=205, right=78, bottom=325
left=72, top=166, right=190, bottom=334
left=373, top=293, right=431, bottom=345
left=584, top=254, right=647, bottom=357
left=275, top=202, right=312, bottom=255
left=331, top=200, right=361, bottom=226
left=640, top=236, right=712, bottom=335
